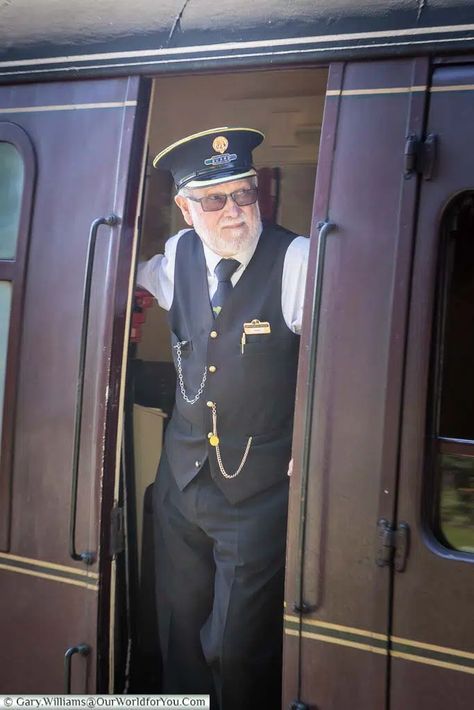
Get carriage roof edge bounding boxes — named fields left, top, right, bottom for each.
left=0, top=0, right=473, bottom=83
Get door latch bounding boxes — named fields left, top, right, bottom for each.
left=110, top=505, right=125, bottom=556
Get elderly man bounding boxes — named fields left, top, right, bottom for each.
left=137, top=127, right=309, bottom=709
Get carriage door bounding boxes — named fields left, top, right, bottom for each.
left=283, top=58, right=433, bottom=710
left=389, top=65, right=474, bottom=709
left=283, top=60, right=474, bottom=710
left=0, top=77, right=149, bottom=692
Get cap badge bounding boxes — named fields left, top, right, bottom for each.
left=204, top=153, right=237, bottom=167
left=213, top=136, right=229, bottom=154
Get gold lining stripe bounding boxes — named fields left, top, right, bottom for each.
left=431, top=84, right=474, bottom=92
left=286, top=628, right=474, bottom=673
left=285, top=616, right=474, bottom=670
left=392, top=635, right=474, bottom=660
left=285, top=627, right=388, bottom=656
left=0, top=551, right=99, bottom=578
left=284, top=614, right=387, bottom=641
left=327, top=86, right=427, bottom=97
left=0, top=562, right=98, bottom=590
left=391, top=651, right=474, bottom=675
left=327, top=84, right=474, bottom=97
left=0, top=101, right=137, bottom=114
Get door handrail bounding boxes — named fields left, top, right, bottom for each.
left=69, top=214, right=120, bottom=564
left=64, top=643, right=90, bottom=693
left=294, top=220, right=335, bottom=614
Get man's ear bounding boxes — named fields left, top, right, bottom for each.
left=175, top=194, right=194, bottom=226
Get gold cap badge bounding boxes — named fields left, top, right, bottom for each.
left=213, top=136, right=229, bottom=154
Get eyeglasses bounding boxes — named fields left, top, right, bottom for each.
left=186, top=187, right=259, bottom=212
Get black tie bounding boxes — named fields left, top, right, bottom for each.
left=211, top=258, right=240, bottom=317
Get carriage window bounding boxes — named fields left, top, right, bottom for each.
left=0, top=125, right=34, bottom=552
left=431, top=192, right=474, bottom=554
left=0, top=142, right=24, bottom=259
left=0, top=282, right=12, bottom=447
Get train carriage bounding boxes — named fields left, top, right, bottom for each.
left=0, top=1, right=473, bottom=708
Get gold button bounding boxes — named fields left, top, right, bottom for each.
left=208, top=365, right=217, bottom=373
left=210, top=330, right=218, bottom=338
left=206, top=401, right=214, bottom=408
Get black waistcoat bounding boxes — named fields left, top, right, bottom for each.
left=165, top=224, right=300, bottom=504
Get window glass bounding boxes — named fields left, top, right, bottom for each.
left=432, top=192, right=474, bottom=553
left=439, top=451, right=474, bottom=553
left=0, top=281, right=12, bottom=447
left=0, top=142, right=24, bottom=259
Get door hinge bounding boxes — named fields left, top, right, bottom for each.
left=376, top=518, right=410, bottom=572
left=404, top=133, right=437, bottom=180
left=110, top=505, right=125, bottom=556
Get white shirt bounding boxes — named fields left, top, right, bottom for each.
left=137, top=229, right=309, bottom=334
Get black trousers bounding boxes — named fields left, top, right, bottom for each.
left=153, top=453, right=289, bottom=710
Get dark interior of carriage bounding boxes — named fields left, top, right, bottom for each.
left=430, top=192, right=474, bottom=554
left=116, top=66, right=328, bottom=691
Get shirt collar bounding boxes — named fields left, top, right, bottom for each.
left=201, top=226, right=262, bottom=276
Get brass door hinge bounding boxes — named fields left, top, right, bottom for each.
left=404, top=133, right=437, bottom=180
left=376, top=518, right=410, bottom=572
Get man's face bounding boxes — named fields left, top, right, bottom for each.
left=175, top=177, right=262, bottom=257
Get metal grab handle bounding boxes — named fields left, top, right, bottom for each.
left=294, top=220, right=335, bottom=615
left=64, top=643, right=90, bottom=693
left=69, top=214, right=120, bottom=564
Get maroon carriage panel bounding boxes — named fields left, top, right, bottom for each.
left=0, top=77, right=149, bottom=692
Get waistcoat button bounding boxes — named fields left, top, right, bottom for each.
left=210, top=330, right=218, bottom=338
left=208, top=365, right=217, bottom=373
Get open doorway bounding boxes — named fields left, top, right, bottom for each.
left=118, top=65, right=328, bottom=692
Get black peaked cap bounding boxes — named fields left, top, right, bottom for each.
left=152, top=127, right=264, bottom=190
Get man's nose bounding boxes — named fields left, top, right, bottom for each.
left=224, top=196, right=241, bottom=217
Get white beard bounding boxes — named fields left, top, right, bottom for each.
left=195, top=211, right=262, bottom=258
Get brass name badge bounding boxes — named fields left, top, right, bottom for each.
left=243, top=319, right=271, bottom=335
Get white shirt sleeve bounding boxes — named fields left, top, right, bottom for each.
left=136, top=230, right=188, bottom=311
left=282, top=236, right=310, bottom=334
left=137, top=229, right=309, bottom=328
